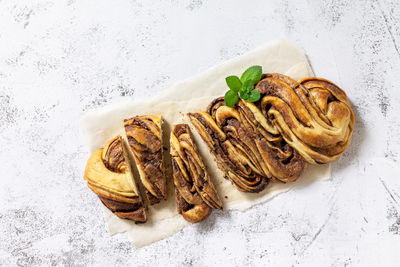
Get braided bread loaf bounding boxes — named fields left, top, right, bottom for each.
left=189, top=73, right=354, bottom=193
left=256, top=74, right=354, bottom=164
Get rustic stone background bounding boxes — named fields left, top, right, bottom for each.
left=1, top=0, right=399, bottom=266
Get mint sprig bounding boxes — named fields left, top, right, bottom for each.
left=224, top=65, right=262, bottom=107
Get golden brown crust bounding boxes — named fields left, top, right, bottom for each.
left=188, top=112, right=268, bottom=192
left=170, top=124, right=222, bottom=223
left=84, top=136, right=147, bottom=223
left=175, top=188, right=211, bottom=223
left=188, top=102, right=267, bottom=192
left=188, top=97, right=306, bottom=190
left=124, top=115, right=166, bottom=205
left=256, top=74, right=355, bottom=164
left=236, top=100, right=307, bottom=182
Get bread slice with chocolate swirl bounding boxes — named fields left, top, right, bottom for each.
left=84, top=135, right=147, bottom=222
left=170, top=124, right=222, bottom=223
left=124, top=115, right=167, bottom=205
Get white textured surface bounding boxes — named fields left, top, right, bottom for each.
left=0, top=0, right=399, bottom=266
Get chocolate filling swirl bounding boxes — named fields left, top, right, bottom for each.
left=171, top=124, right=222, bottom=223
left=256, top=73, right=355, bottom=164
left=124, top=115, right=166, bottom=205
left=189, top=95, right=306, bottom=192
left=84, top=136, right=147, bottom=223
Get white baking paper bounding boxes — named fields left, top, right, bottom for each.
left=80, top=39, right=331, bottom=248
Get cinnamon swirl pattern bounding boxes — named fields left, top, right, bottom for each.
left=188, top=97, right=306, bottom=193
left=170, top=124, right=222, bottom=223
left=256, top=74, right=355, bottom=164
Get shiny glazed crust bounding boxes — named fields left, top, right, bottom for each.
left=256, top=73, right=355, bottom=164
left=124, top=115, right=166, bottom=205
left=84, top=136, right=147, bottom=223
left=170, top=124, right=222, bottom=223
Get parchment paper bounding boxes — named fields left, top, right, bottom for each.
left=80, top=39, right=331, bottom=248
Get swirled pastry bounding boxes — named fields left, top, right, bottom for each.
left=84, top=136, right=147, bottom=222
left=256, top=73, right=355, bottom=164
left=189, top=97, right=306, bottom=192
left=170, top=124, right=222, bottom=223
left=124, top=115, right=166, bottom=205
left=235, top=99, right=306, bottom=183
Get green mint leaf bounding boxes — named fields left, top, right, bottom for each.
left=243, top=79, right=254, bottom=93
left=240, top=90, right=250, bottom=100
left=224, top=89, right=239, bottom=107
left=246, top=89, right=261, bottom=102
left=240, top=65, right=262, bottom=84
left=225, top=76, right=242, bottom=92
left=224, top=65, right=262, bottom=106
left=239, top=84, right=246, bottom=96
